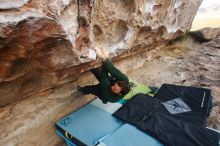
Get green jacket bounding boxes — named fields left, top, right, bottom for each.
left=99, top=59, right=128, bottom=103
left=99, top=59, right=153, bottom=103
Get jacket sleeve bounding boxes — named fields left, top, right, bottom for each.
left=106, top=94, right=123, bottom=103
left=102, top=59, right=128, bottom=81
left=100, top=94, right=122, bottom=104
left=100, top=98, right=108, bottom=104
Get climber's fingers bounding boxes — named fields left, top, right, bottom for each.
left=102, top=48, right=109, bottom=59
left=94, top=47, right=106, bottom=60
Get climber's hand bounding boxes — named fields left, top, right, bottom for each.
left=102, top=48, right=109, bottom=59
left=94, top=47, right=107, bottom=60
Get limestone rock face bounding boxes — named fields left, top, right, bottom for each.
left=0, top=30, right=219, bottom=146
left=0, top=0, right=202, bottom=106
left=197, top=27, right=220, bottom=40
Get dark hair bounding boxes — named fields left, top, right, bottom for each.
left=115, top=80, right=131, bottom=95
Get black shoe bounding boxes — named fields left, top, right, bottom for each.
left=77, top=85, right=83, bottom=93
left=72, top=85, right=83, bottom=97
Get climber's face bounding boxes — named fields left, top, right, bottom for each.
left=111, top=83, right=122, bottom=95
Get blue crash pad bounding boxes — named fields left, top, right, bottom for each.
left=56, top=102, right=123, bottom=146
left=56, top=99, right=220, bottom=146
left=97, top=123, right=163, bottom=146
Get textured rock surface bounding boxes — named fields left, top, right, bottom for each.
left=0, top=31, right=219, bottom=146
left=0, top=0, right=202, bottom=106
left=1, top=0, right=212, bottom=146
left=191, top=27, right=220, bottom=41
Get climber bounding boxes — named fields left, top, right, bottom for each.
left=78, top=47, right=131, bottom=104
left=78, top=47, right=154, bottom=104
